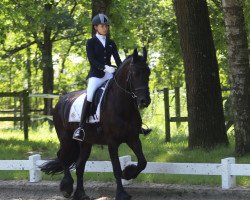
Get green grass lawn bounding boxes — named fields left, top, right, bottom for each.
left=1, top=120, right=250, bottom=187
left=0, top=90, right=249, bottom=186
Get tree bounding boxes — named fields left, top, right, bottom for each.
left=222, top=0, right=250, bottom=155
left=173, top=0, right=229, bottom=148
left=0, top=0, right=231, bottom=95
left=91, top=0, right=112, bottom=35
left=1, top=0, right=87, bottom=115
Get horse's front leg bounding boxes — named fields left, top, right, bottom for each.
left=123, top=138, right=147, bottom=180
left=108, top=144, right=131, bottom=200
left=73, top=143, right=92, bottom=200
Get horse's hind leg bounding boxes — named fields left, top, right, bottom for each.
left=57, top=131, right=78, bottom=198
left=73, top=143, right=92, bottom=200
left=60, top=168, right=74, bottom=198
left=123, top=138, right=147, bottom=180
left=108, top=144, right=131, bottom=200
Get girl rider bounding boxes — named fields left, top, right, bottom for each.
left=73, top=14, right=151, bottom=141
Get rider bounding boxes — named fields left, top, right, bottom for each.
left=73, top=13, right=151, bottom=141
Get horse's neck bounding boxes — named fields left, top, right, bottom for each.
left=110, top=88, right=141, bottom=123
left=111, top=79, right=135, bottom=110
left=115, top=59, right=130, bottom=88
left=110, top=64, right=140, bottom=117
left=103, top=61, right=142, bottom=129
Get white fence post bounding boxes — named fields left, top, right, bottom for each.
left=221, top=157, right=236, bottom=189
left=119, top=155, right=132, bottom=185
left=29, top=154, right=42, bottom=182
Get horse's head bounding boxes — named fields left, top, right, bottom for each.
left=129, top=48, right=151, bottom=108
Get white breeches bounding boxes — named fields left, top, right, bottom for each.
left=86, top=72, right=113, bottom=102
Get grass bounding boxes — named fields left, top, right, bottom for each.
left=1, top=120, right=250, bottom=187
left=0, top=90, right=249, bottom=187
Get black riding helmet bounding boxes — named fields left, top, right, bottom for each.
left=92, top=14, right=110, bottom=26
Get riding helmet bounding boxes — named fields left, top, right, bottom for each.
left=92, top=14, right=110, bottom=26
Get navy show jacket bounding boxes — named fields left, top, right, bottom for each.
left=86, top=36, right=122, bottom=79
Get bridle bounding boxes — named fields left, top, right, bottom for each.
left=114, top=74, right=137, bottom=98
left=113, top=59, right=149, bottom=99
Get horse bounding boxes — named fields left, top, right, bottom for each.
left=40, top=48, right=151, bottom=200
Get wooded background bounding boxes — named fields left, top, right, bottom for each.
left=0, top=0, right=249, bottom=155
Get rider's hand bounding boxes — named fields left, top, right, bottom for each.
left=104, top=65, right=116, bottom=74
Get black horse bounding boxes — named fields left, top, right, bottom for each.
left=40, top=48, right=151, bottom=200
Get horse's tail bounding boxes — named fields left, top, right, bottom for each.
left=41, top=92, right=81, bottom=175
left=40, top=158, right=64, bottom=175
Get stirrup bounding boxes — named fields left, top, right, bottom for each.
left=73, top=127, right=86, bottom=142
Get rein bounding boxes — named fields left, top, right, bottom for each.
left=113, top=59, right=148, bottom=99
left=114, top=75, right=137, bottom=98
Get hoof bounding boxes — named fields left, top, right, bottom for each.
left=73, top=190, right=90, bottom=200
left=116, top=190, right=131, bottom=200
left=60, top=176, right=74, bottom=198
left=122, top=164, right=138, bottom=180
left=62, top=191, right=71, bottom=198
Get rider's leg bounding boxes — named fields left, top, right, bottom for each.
left=72, top=99, right=91, bottom=141
left=73, top=73, right=113, bottom=141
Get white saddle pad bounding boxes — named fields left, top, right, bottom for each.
left=68, top=82, right=109, bottom=123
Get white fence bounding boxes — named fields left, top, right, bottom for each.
left=0, top=154, right=250, bottom=189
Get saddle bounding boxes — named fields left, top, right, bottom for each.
left=68, top=80, right=110, bottom=123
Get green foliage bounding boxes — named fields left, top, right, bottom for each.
left=207, top=0, right=230, bottom=86
left=0, top=0, right=91, bottom=94
left=110, top=0, right=183, bottom=89
left=0, top=0, right=249, bottom=109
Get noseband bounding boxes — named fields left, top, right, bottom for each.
left=113, top=60, right=149, bottom=99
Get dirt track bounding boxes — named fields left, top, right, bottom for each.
left=0, top=180, right=250, bottom=200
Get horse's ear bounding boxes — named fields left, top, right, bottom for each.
left=133, top=48, right=138, bottom=63
left=143, top=47, right=147, bottom=61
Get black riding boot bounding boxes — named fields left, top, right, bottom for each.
left=72, top=99, right=91, bottom=142
left=141, top=127, right=152, bottom=136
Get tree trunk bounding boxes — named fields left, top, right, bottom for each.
left=222, top=0, right=250, bottom=155
left=42, top=3, right=54, bottom=116
left=173, top=0, right=229, bottom=148
left=25, top=40, right=31, bottom=92
left=91, top=0, right=112, bottom=35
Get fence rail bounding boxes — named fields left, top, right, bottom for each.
left=0, top=90, right=59, bottom=140
left=163, top=87, right=232, bottom=142
left=0, top=88, right=233, bottom=142
left=0, top=155, right=248, bottom=189
left=0, top=90, right=29, bottom=139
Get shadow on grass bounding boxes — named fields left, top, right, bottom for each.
left=0, top=138, right=58, bottom=159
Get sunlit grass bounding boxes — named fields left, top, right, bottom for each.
left=1, top=90, right=250, bottom=186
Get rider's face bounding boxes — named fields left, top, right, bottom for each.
left=95, top=24, right=109, bottom=35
